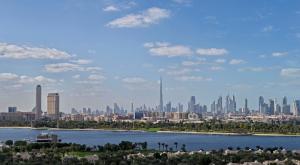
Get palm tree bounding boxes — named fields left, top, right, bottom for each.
left=181, top=144, right=186, bottom=152
left=162, top=143, right=165, bottom=151
left=174, top=142, right=178, bottom=150
left=165, top=144, right=168, bottom=151
left=158, top=142, right=161, bottom=151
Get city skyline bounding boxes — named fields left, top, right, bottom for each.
left=1, top=0, right=300, bottom=112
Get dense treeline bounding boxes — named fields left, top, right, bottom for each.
left=1, top=140, right=300, bottom=165
left=34, top=120, right=300, bottom=134
left=1, top=119, right=300, bottom=134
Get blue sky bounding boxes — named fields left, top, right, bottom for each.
left=0, top=0, right=300, bottom=112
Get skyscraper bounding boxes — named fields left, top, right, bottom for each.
left=35, top=85, right=42, bottom=120
left=217, top=96, right=223, bottom=114
left=259, top=96, right=264, bottom=114
left=188, top=96, right=196, bottom=112
left=159, top=77, right=163, bottom=112
left=269, top=99, right=275, bottom=115
left=47, top=93, right=59, bottom=120
left=293, top=100, right=300, bottom=116
left=282, top=96, right=290, bottom=115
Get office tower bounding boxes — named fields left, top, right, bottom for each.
left=166, top=102, right=171, bottom=112
left=233, top=95, right=237, bottom=112
left=178, top=103, right=183, bottom=112
left=244, top=98, right=250, bottom=115
left=114, top=103, right=120, bottom=114
left=47, top=93, right=59, bottom=120
left=35, top=85, right=42, bottom=120
left=211, top=101, right=216, bottom=114
left=269, top=99, right=275, bottom=115
left=159, top=77, right=163, bottom=112
left=293, top=100, right=300, bottom=116
left=87, top=108, right=91, bottom=115
left=217, top=96, right=223, bottom=113
left=225, top=95, right=230, bottom=114
left=282, top=97, right=290, bottom=115
left=188, top=96, right=196, bottom=112
left=283, top=96, right=287, bottom=106
left=131, top=103, right=134, bottom=113
left=259, top=96, right=264, bottom=114
left=71, top=108, right=78, bottom=114
left=8, top=107, right=17, bottom=113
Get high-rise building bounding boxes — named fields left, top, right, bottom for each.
left=269, top=99, right=275, bottom=115
left=244, top=98, right=250, bottom=115
left=178, top=103, right=183, bottom=112
left=35, top=85, right=42, bottom=120
left=259, top=96, right=264, bottom=114
left=282, top=96, right=290, bottom=115
left=166, top=102, right=171, bottom=112
left=293, top=100, right=300, bottom=116
left=159, top=77, right=163, bottom=112
left=233, top=95, right=236, bottom=112
left=211, top=101, right=216, bottom=114
left=188, top=96, right=196, bottom=112
left=283, top=96, right=287, bottom=106
left=131, top=102, right=134, bottom=113
left=47, top=93, right=59, bottom=120
left=217, top=96, right=223, bottom=114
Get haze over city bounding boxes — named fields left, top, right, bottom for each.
left=1, top=0, right=300, bottom=112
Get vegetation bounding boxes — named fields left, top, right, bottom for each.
left=37, top=119, right=300, bottom=135
left=2, top=119, right=300, bottom=135
left=1, top=140, right=300, bottom=165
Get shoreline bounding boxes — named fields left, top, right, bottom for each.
left=1, top=127, right=300, bottom=137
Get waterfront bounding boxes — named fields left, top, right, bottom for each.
left=1, top=128, right=300, bottom=151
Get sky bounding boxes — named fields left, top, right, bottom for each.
left=0, top=0, right=300, bottom=112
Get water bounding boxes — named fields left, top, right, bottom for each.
left=0, top=128, right=300, bottom=151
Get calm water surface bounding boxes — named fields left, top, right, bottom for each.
left=0, top=128, right=300, bottom=151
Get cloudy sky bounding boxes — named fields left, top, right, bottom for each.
left=0, top=0, right=300, bottom=112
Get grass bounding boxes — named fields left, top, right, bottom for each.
left=144, top=128, right=161, bottom=132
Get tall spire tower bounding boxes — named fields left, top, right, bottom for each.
left=159, top=77, right=163, bottom=112
left=35, top=85, right=42, bottom=120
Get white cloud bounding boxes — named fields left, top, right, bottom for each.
left=0, top=73, right=19, bottom=81
left=45, top=63, right=102, bottom=73
left=70, top=59, right=92, bottom=65
left=182, top=60, right=205, bottom=66
left=45, top=63, right=81, bottom=73
left=0, top=73, right=56, bottom=84
left=145, top=42, right=192, bottom=57
left=280, top=68, right=300, bottom=77
left=0, top=42, right=72, bottom=60
left=215, top=58, right=226, bottom=64
left=107, top=7, right=170, bottom=28
left=210, top=66, right=224, bottom=71
left=196, top=48, right=228, bottom=56
left=272, top=52, right=288, bottom=57
left=72, top=74, right=81, bottom=79
left=238, top=67, right=265, bottom=72
left=262, top=25, right=273, bottom=32
left=175, top=76, right=212, bottom=82
left=122, top=77, right=146, bottom=83
left=88, top=74, right=106, bottom=81
left=19, top=75, right=56, bottom=84
left=166, top=68, right=191, bottom=76
left=84, top=67, right=102, bottom=73
left=103, top=5, right=119, bottom=12
left=229, top=59, right=245, bottom=65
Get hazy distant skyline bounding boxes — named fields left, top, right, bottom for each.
left=0, top=0, right=300, bottom=112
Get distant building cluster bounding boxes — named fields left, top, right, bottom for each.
left=0, top=85, right=60, bottom=122
left=1, top=78, right=300, bottom=123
